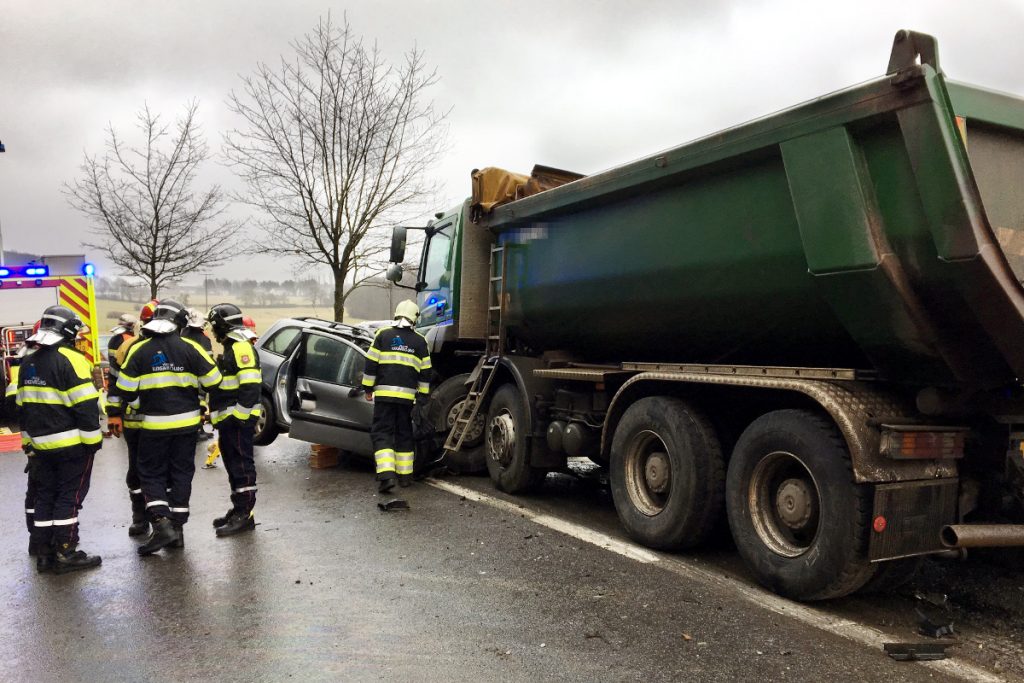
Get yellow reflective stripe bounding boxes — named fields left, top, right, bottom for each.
left=138, top=372, right=199, bottom=390
left=421, top=356, right=432, bottom=370
left=140, top=410, right=202, bottom=430
left=198, top=366, right=222, bottom=388
left=374, top=448, right=396, bottom=473
left=25, top=428, right=95, bottom=450
left=66, top=382, right=100, bottom=405
left=4, top=382, right=16, bottom=398
left=219, top=377, right=240, bottom=390
left=395, top=451, right=414, bottom=475
left=361, top=374, right=376, bottom=387
left=375, top=351, right=421, bottom=369
left=373, top=390, right=415, bottom=401
left=116, top=373, right=140, bottom=391
left=417, top=382, right=430, bottom=395
left=18, top=386, right=69, bottom=406
left=238, top=368, right=261, bottom=384
left=106, top=395, right=123, bottom=406
left=366, top=348, right=381, bottom=361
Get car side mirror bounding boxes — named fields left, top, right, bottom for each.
left=390, top=226, right=408, bottom=263
left=386, top=263, right=404, bottom=284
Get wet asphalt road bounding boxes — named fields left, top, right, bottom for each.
left=0, top=436, right=987, bottom=682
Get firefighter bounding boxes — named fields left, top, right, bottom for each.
left=107, top=312, right=137, bottom=384
left=361, top=300, right=432, bottom=493
left=207, top=303, right=262, bottom=536
left=183, top=308, right=213, bottom=353
left=109, top=300, right=221, bottom=555
left=8, top=326, right=38, bottom=554
left=106, top=302, right=163, bottom=538
left=18, top=306, right=103, bottom=573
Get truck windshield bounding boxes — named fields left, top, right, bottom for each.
left=968, top=122, right=1024, bottom=282
left=422, top=229, right=452, bottom=291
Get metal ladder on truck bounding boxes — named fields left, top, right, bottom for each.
left=441, top=242, right=507, bottom=458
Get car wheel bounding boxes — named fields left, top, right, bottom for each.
left=253, top=394, right=280, bottom=446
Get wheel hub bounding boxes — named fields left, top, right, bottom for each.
left=447, top=400, right=483, bottom=442
left=644, top=452, right=670, bottom=494
left=487, top=412, right=516, bottom=467
left=774, top=477, right=815, bottom=530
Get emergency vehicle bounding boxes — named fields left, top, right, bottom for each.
left=1, top=257, right=100, bottom=415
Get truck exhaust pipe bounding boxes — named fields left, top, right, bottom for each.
left=940, top=524, right=1024, bottom=548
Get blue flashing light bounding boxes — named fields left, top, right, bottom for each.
left=24, top=266, right=49, bottom=277
left=83, top=263, right=96, bottom=276
left=0, top=268, right=9, bottom=277
left=427, top=296, right=436, bottom=305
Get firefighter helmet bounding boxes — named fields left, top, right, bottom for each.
left=207, top=303, right=245, bottom=337
left=394, top=299, right=420, bottom=324
left=143, top=299, right=188, bottom=334
left=139, top=299, right=159, bottom=323
left=110, top=312, right=138, bottom=334
left=28, top=306, right=83, bottom=346
left=185, top=307, right=206, bottom=329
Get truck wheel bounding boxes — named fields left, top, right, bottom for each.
left=427, top=374, right=486, bottom=473
left=485, top=384, right=547, bottom=493
left=253, top=394, right=279, bottom=447
left=609, top=397, right=724, bottom=550
left=726, top=409, right=874, bottom=601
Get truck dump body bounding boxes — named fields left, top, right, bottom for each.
left=479, top=64, right=1024, bottom=391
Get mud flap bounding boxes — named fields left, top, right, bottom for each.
left=869, top=479, right=958, bottom=560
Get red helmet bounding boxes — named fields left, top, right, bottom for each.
left=139, top=299, right=159, bottom=323
left=32, top=320, right=41, bottom=335
left=242, top=315, right=256, bottom=331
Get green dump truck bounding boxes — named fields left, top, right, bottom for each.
left=387, top=31, right=1024, bottom=600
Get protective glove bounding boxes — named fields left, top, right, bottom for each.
left=108, top=415, right=124, bottom=438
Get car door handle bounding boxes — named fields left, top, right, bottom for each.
left=298, top=390, right=316, bottom=412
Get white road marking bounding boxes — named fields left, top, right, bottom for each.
left=428, top=479, right=1004, bottom=683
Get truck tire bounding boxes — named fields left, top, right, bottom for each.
left=253, top=394, right=280, bottom=447
left=726, top=409, right=874, bottom=601
left=427, top=374, right=486, bottom=473
left=485, top=384, right=547, bottom=493
left=609, top=397, right=724, bottom=550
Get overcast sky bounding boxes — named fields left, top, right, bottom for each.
left=2, top=0, right=1023, bottom=283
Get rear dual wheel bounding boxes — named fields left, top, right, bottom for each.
left=726, top=409, right=874, bottom=601
left=610, top=397, right=725, bottom=549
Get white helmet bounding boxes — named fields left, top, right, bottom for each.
left=394, top=300, right=419, bottom=325
left=185, top=307, right=206, bottom=329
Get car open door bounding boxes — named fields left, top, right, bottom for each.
left=286, top=329, right=375, bottom=456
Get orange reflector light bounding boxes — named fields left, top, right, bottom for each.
left=880, top=426, right=966, bottom=460
left=873, top=515, right=887, bottom=533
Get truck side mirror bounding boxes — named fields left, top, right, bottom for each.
left=390, top=226, right=407, bottom=263
left=386, top=263, right=404, bottom=284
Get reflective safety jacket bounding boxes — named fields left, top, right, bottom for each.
left=108, top=333, right=221, bottom=433
left=16, top=344, right=102, bottom=453
left=361, top=324, right=432, bottom=404
left=209, top=332, right=261, bottom=425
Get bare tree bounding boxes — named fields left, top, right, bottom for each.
left=65, top=101, right=235, bottom=299
left=224, top=15, right=448, bottom=321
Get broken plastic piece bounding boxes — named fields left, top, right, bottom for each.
left=883, top=642, right=951, bottom=661
left=378, top=498, right=410, bottom=512
left=916, top=608, right=955, bottom=638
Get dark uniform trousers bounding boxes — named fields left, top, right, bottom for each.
left=137, top=430, right=198, bottom=524
left=24, top=457, right=38, bottom=534
left=124, top=426, right=145, bottom=518
left=218, top=417, right=257, bottom=514
left=370, top=401, right=415, bottom=478
left=30, top=446, right=95, bottom=548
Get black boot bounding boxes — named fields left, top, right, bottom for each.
left=398, top=474, right=413, bottom=488
left=137, top=517, right=178, bottom=555
left=170, top=522, right=185, bottom=549
left=212, top=508, right=236, bottom=528
left=36, top=553, right=55, bottom=573
left=378, top=475, right=397, bottom=494
left=216, top=511, right=255, bottom=537
left=54, top=544, right=101, bottom=574
left=128, top=512, right=150, bottom=537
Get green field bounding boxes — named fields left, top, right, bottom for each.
left=95, top=298, right=363, bottom=336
